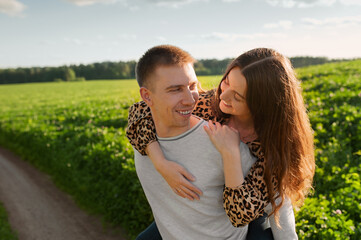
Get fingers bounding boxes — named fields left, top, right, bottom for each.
left=204, top=120, right=214, bottom=136
left=172, top=178, right=202, bottom=201
left=182, top=180, right=203, bottom=197
left=173, top=187, right=185, bottom=198
left=180, top=167, right=196, bottom=182
left=229, top=126, right=239, bottom=133
left=203, top=125, right=211, bottom=136
left=173, top=186, right=196, bottom=201
left=179, top=185, right=201, bottom=201
left=208, top=120, right=215, bottom=131
left=178, top=168, right=203, bottom=197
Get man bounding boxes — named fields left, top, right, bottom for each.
left=132, top=45, right=272, bottom=240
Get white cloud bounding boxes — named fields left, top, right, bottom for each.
left=40, top=40, right=57, bottom=46
left=201, top=32, right=287, bottom=41
left=222, top=0, right=240, bottom=2
left=65, top=0, right=118, bottom=6
left=0, top=0, right=25, bottom=16
left=65, top=0, right=207, bottom=8
left=302, top=15, right=361, bottom=27
left=148, top=0, right=208, bottom=8
left=155, top=36, right=167, bottom=41
left=117, top=33, right=137, bottom=40
left=264, top=20, right=293, bottom=29
left=64, top=37, right=84, bottom=45
left=265, top=0, right=336, bottom=8
left=339, top=0, right=361, bottom=6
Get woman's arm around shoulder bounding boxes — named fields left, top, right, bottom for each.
left=126, top=101, right=157, bottom=155
left=126, top=89, right=220, bottom=155
left=126, top=101, right=202, bottom=200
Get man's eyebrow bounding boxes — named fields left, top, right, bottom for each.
left=165, top=84, right=183, bottom=90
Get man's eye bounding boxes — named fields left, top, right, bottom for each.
left=169, top=88, right=180, bottom=92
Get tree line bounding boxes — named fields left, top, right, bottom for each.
left=0, top=57, right=352, bottom=84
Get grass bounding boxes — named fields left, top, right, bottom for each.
left=0, top=63, right=360, bottom=239
left=0, top=202, right=18, bottom=240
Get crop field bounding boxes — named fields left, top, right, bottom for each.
left=0, top=61, right=360, bottom=239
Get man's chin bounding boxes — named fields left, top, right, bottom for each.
left=174, top=116, right=192, bottom=126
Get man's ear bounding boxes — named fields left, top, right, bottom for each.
left=140, top=87, right=153, bottom=106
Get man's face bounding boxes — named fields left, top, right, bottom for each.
left=147, top=63, right=199, bottom=137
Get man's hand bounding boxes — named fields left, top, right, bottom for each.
left=156, top=160, right=203, bottom=201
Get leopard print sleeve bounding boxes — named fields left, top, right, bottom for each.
left=126, top=101, right=157, bottom=155
left=126, top=89, right=221, bottom=155
left=193, top=89, right=218, bottom=122
left=223, top=141, right=278, bottom=227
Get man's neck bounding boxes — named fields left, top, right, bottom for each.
left=154, top=115, right=200, bottom=138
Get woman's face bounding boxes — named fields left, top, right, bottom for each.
left=219, top=67, right=252, bottom=120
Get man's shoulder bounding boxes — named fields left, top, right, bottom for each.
left=190, top=115, right=204, bottom=126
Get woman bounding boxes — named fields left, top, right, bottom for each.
left=127, top=48, right=315, bottom=238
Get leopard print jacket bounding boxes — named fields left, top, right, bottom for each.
left=126, top=90, right=219, bottom=155
left=126, top=89, right=277, bottom=227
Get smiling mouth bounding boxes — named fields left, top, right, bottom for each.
left=222, top=100, right=232, bottom=107
left=176, top=110, right=192, bottom=115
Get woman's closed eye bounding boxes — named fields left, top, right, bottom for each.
left=234, top=93, right=245, bottom=102
left=234, top=94, right=241, bottom=101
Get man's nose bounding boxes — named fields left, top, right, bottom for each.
left=182, top=89, right=196, bottom=105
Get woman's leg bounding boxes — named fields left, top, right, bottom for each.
left=246, top=213, right=274, bottom=240
left=135, top=221, right=162, bottom=240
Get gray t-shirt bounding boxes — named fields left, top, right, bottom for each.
left=134, top=118, right=297, bottom=240
left=134, top=119, right=249, bottom=240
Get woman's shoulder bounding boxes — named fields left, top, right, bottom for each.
left=198, top=89, right=216, bottom=104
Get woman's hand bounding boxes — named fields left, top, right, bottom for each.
left=146, top=141, right=203, bottom=201
left=204, top=120, right=244, bottom=187
left=156, top=160, right=203, bottom=201
left=203, top=120, right=241, bottom=155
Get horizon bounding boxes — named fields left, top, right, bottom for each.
left=0, top=55, right=359, bottom=70
left=1, top=0, right=361, bottom=69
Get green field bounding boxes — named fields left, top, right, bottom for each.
left=0, top=62, right=360, bottom=239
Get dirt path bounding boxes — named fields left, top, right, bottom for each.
left=0, top=147, right=128, bottom=240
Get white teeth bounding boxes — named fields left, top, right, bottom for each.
left=222, top=100, right=231, bottom=107
left=178, top=110, right=191, bottom=115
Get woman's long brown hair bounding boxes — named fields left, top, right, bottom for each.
left=213, top=48, right=315, bottom=222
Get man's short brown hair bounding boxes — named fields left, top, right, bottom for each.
left=135, top=45, right=195, bottom=89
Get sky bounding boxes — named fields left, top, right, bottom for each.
left=1, top=0, right=361, bottom=68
